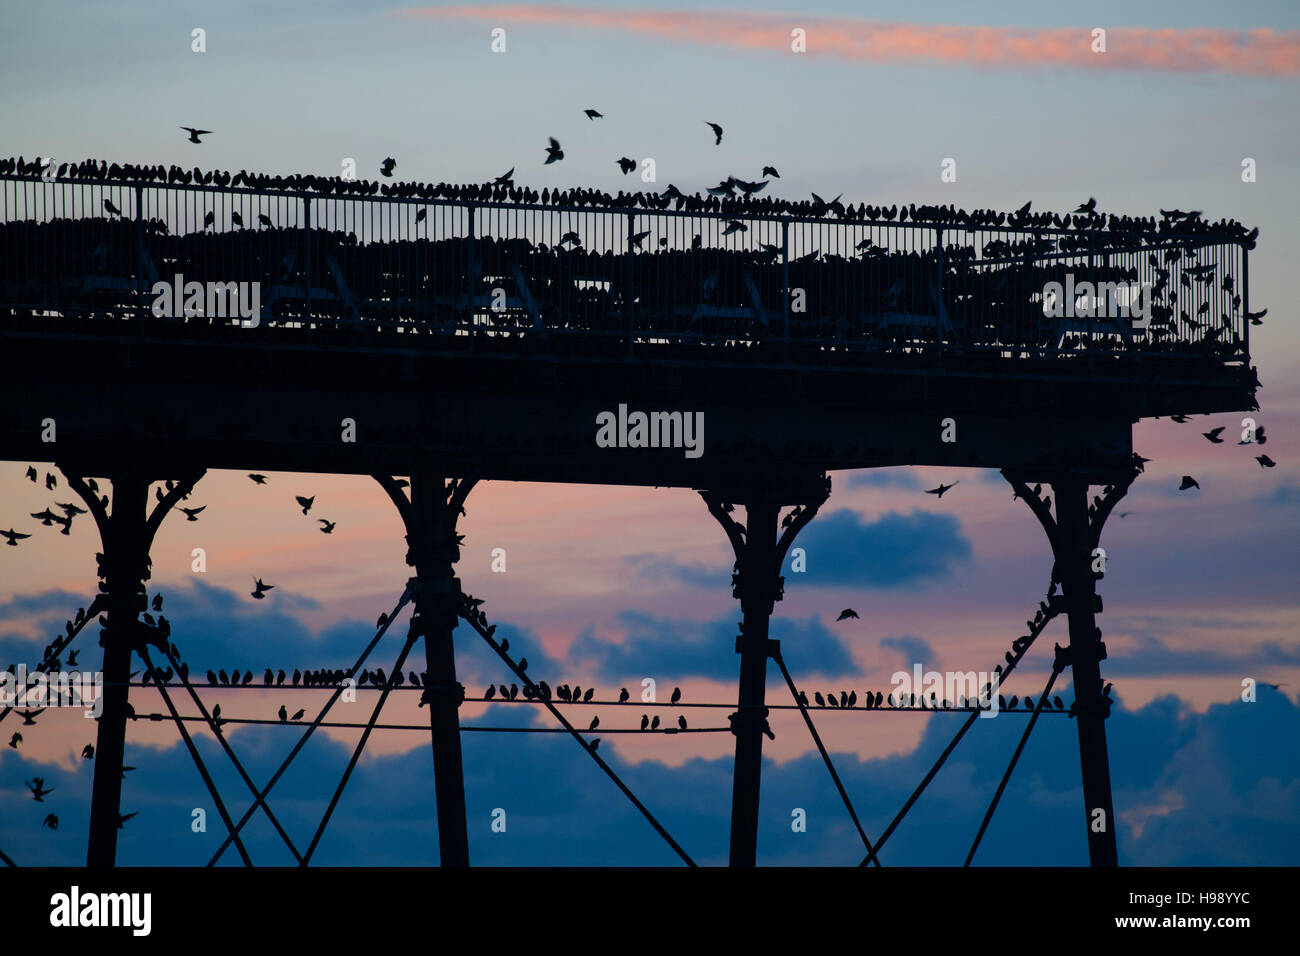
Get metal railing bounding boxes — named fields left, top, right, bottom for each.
left=0, top=173, right=1251, bottom=365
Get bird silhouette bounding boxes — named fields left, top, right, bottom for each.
left=68, top=650, right=78, bottom=666
left=8, top=733, right=20, bottom=748
left=117, top=812, right=137, bottom=829
left=1257, top=455, right=1276, bottom=468
left=640, top=714, right=649, bottom=731
left=583, top=687, right=594, bottom=702
left=42, top=813, right=58, bottom=830
left=25, top=466, right=36, bottom=482
left=619, top=687, right=630, bottom=703
left=761, top=165, right=780, bottom=178
left=1, top=529, right=31, bottom=546
left=814, top=692, right=825, bottom=707
left=318, top=519, right=336, bottom=533
left=671, top=686, right=681, bottom=705
left=493, top=168, right=514, bottom=184
left=544, top=138, right=564, bottom=164
left=180, top=127, right=212, bottom=144
left=651, top=715, right=661, bottom=730
left=926, top=481, right=959, bottom=498
left=257, top=214, right=273, bottom=228
left=19, top=708, right=44, bottom=725
left=230, top=211, right=244, bottom=228
left=584, top=108, right=603, bottom=120
left=836, top=608, right=859, bottom=621
left=380, top=157, right=396, bottom=177
left=27, top=777, right=54, bottom=801
left=705, top=121, right=723, bottom=145
left=517, top=657, right=528, bottom=673
left=589, top=715, right=599, bottom=730
left=678, top=715, right=687, bottom=730
left=1203, top=427, right=1225, bottom=443
left=617, top=157, right=636, bottom=175
left=291, top=709, right=304, bottom=721
left=278, top=705, right=288, bottom=723
left=180, top=506, right=205, bottom=521
left=1074, top=197, right=1097, bottom=213
left=295, top=495, right=315, bottom=514
left=152, top=593, right=163, bottom=611
left=45, top=472, right=56, bottom=489
left=81, top=743, right=94, bottom=759
left=251, top=578, right=274, bottom=599
left=1178, top=476, right=1200, bottom=490
left=485, top=684, right=497, bottom=700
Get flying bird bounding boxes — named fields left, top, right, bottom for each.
left=380, top=157, right=396, bottom=177
left=836, top=608, right=859, bottom=621
left=180, top=506, right=206, bottom=521
left=1, top=529, right=31, bottom=546
left=761, top=165, right=780, bottom=178
left=617, top=157, right=636, bottom=175
left=25, top=466, right=36, bottom=482
left=493, top=167, right=514, bottom=184
left=42, top=813, right=58, bottom=830
left=19, top=708, right=44, bottom=725
left=295, top=495, right=315, bottom=514
left=81, top=744, right=94, bottom=759
left=1257, top=454, right=1276, bottom=468
left=1203, top=427, right=1225, bottom=443
left=544, top=138, right=564, bottom=164
left=926, top=481, right=959, bottom=498
left=180, top=126, right=212, bottom=144
left=1073, top=197, right=1097, bottom=213
left=705, top=121, right=723, bottom=145
left=1178, top=476, right=1199, bottom=490
left=251, top=578, right=274, bottom=599
left=27, top=777, right=54, bottom=801
left=8, top=733, right=20, bottom=748
left=318, top=519, right=336, bottom=534
left=584, top=108, right=603, bottom=120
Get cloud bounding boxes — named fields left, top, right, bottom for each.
left=788, top=509, right=972, bottom=588
left=1257, top=482, right=1300, bottom=507
left=844, top=469, right=922, bottom=490
left=879, top=635, right=935, bottom=668
left=398, top=7, right=1300, bottom=77
left=622, top=553, right=728, bottom=588
left=1101, top=634, right=1300, bottom=678
left=570, top=611, right=854, bottom=680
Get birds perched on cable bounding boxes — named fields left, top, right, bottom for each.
left=251, top=578, right=274, bottom=599
left=180, top=127, right=212, bottom=144
left=926, top=481, right=959, bottom=498
left=619, top=687, right=630, bottom=703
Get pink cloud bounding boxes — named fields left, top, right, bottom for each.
left=397, top=6, right=1300, bottom=76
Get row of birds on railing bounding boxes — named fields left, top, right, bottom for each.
left=0, top=155, right=1257, bottom=245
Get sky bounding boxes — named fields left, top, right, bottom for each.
left=1, top=1, right=1298, bottom=866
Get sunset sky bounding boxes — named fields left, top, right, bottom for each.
left=1, top=0, right=1298, bottom=866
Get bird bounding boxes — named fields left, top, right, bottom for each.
left=1203, top=427, right=1225, bottom=443
left=103, top=199, right=121, bottom=217
left=583, top=687, right=594, bottom=703
left=27, top=777, right=54, bottom=801
left=19, top=708, right=44, bottom=725
left=836, top=608, right=859, bottom=621
left=68, top=650, right=78, bottom=666
left=761, top=165, right=780, bottom=178
left=81, top=744, right=94, bottom=759
left=1246, top=309, right=1267, bottom=325
left=493, top=167, right=514, bottom=184
left=203, top=211, right=215, bottom=230
left=617, top=157, right=636, bottom=175
left=926, top=481, right=959, bottom=498
left=278, top=705, right=288, bottom=723
left=152, top=593, right=163, bottom=611
left=8, top=733, right=20, bottom=748
left=584, top=108, right=603, bottom=120
left=25, top=466, right=36, bottom=482
left=651, top=715, right=661, bottom=730
left=248, top=474, right=267, bottom=484
left=42, top=813, right=59, bottom=830
left=678, top=715, right=688, bottom=730
left=485, top=684, right=497, bottom=700
left=318, top=519, right=336, bottom=534
left=705, top=121, right=723, bottom=145
left=415, top=207, right=427, bottom=223
left=257, top=214, right=273, bottom=228
left=1178, top=476, right=1200, bottom=490
left=814, top=692, right=825, bottom=707
left=276, top=669, right=286, bottom=685
left=640, top=714, right=649, bottom=731
left=291, top=709, right=304, bottom=721
left=619, top=687, right=630, bottom=703
left=517, top=657, right=528, bottom=673
left=251, top=578, right=274, bottom=599
left=117, top=812, right=137, bottom=829
left=544, top=138, right=564, bottom=164
left=1257, top=455, right=1276, bottom=468
left=1, top=529, right=31, bottom=546
left=1074, top=197, right=1097, bottom=213
left=588, top=715, right=599, bottom=730
left=671, top=686, right=681, bottom=705
left=45, top=472, right=56, bottom=490
left=380, top=157, right=396, bottom=177
left=30, top=508, right=59, bottom=526
left=180, top=127, right=212, bottom=144
left=180, top=506, right=206, bottom=521
left=722, top=220, right=747, bottom=236
left=295, top=495, right=315, bottom=514
left=230, top=211, right=244, bottom=228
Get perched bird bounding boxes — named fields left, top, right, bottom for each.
left=291, top=709, right=304, bottom=721
left=651, top=715, right=661, bottom=730
left=583, top=687, right=594, bottom=703
left=295, top=495, right=315, bottom=514
left=1203, top=427, right=1225, bottom=443
left=180, top=506, right=206, bottom=521
left=485, top=684, right=497, bottom=701
left=230, top=211, right=243, bottom=228
left=103, top=199, right=121, bottom=217
left=814, top=692, right=825, bottom=707
left=1257, top=455, right=1276, bottom=468
left=257, top=213, right=273, bottom=228
left=415, top=207, right=427, bottom=223
left=1, top=529, right=31, bottom=546
left=152, top=593, right=163, bottom=611
left=544, top=137, right=564, bottom=164
left=380, top=157, right=396, bottom=177
left=1178, top=476, right=1200, bottom=490
left=617, top=157, right=636, bottom=175
left=584, top=109, right=603, bottom=120
left=619, top=687, right=630, bottom=703
left=588, top=715, right=599, bottom=731
left=180, top=126, right=212, bottom=144
left=705, top=121, right=723, bottom=145
left=836, top=608, right=859, bottom=621
left=671, top=686, right=681, bottom=705
left=761, top=165, right=780, bottom=178
left=640, top=714, right=649, bottom=731
left=678, top=715, right=688, bottom=730
left=925, top=481, right=959, bottom=498
left=81, top=744, right=94, bottom=759
left=318, top=519, right=336, bottom=534
left=278, top=705, right=288, bottom=723
left=251, top=578, right=274, bottom=599
left=248, top=474, right=267, bottom=484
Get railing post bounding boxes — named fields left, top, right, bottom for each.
left=935, top=226, right=944, bottom=364
left=781, top=221, right=790, bottom=360
left=626, top=211, right=636, bottom=355
left=467, top=202, right=477, bottom=345
left=135, top=184, right=145, bottom=324
left=302, top=195, right=313, bottom=324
